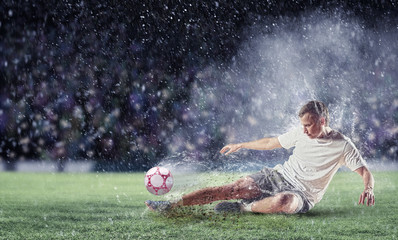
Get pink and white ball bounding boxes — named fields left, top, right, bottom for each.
left=145, top=166, right=174, bottom=195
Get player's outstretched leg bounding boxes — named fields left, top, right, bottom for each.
left=145, top=176, right=262, bottom=212
left=178, top=176, right=262, bottom=206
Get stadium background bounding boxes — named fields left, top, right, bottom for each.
left=0, top=1, right=397, bottom=171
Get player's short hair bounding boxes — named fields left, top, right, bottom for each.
left=298, top=100, right=329, bottom=126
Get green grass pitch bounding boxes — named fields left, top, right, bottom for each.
left=0, top=170, right=397, bottom=239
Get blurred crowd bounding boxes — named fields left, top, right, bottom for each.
left=0, top=1, right=397, bottom=171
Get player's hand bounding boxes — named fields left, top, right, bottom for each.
left=358, top=187, right=375, bottom=206
left=219, top=143, right=243, bottom=156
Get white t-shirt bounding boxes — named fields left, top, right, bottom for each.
left=275, top=127, right=366, bottom=208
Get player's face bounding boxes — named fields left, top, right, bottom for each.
left=300, top=113, right=324, bottom=139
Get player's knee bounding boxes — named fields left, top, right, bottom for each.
left=233, top=178, right=245, bottom=186
left=231, top=179, right=245, bottom=193
left=275, top=193, right=298, bottom=214
left=231, top=177, right=260, bottom=198
left=233, top=177, right=250, bottom=189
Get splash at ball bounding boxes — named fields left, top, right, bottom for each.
left=145, top=166, right=174, bottom=195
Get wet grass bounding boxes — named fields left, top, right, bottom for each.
left=0, top=171, right=397, bottom=239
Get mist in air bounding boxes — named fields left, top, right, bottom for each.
left=161, top=8, right=398, bottom=173
left=0, top=2, right=397, bottom=173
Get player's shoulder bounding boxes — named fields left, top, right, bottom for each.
left=329, top=129, right=351, bottom=143
left=330, top=129, right=358, bottom=151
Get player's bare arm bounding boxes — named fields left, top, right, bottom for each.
left=220, top=137, right=282, bottom=155
left=355, top=166, right=375, bottom=206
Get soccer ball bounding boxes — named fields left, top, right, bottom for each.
left=145, top=166, right=174, bottom=195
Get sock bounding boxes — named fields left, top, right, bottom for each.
left=171, top=197, right=183, bottom=207
left=242, top=202, right=253, bottom=212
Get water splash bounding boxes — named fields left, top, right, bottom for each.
left=166, top=8, right=397, bottom=167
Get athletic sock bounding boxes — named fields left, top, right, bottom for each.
left=242, top=202, right=253, bottom=212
